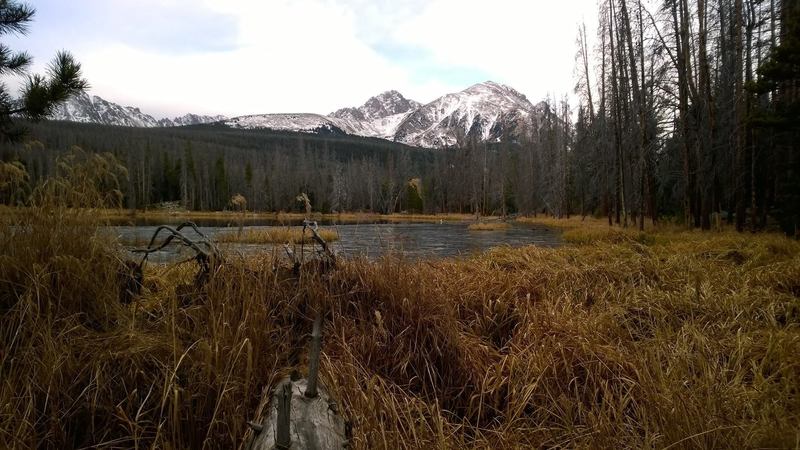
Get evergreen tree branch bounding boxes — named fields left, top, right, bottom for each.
left=0, top=44, right=31, bottom=74
left=0, top=0, right=34, bottom=36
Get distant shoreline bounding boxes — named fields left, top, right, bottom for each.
left=95, top=209, right=500, bottom=224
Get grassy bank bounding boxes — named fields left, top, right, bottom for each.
left=468, top=221, right=511, bottom=231
left=1, top=208, right=798, bottom=448
left=90, top=208, right=483, bottom=224
left=215, top=227, right=339, bottom=244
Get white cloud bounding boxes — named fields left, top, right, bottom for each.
left=392, top=0, right=598, bottom=104
left=78, top=0, right=415, bottom=117
left=30, top=0, right=600, bottom=118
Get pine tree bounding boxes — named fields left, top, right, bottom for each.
left=750, top=0, right=800, bottom=235
left=0, top=1, right=87, bottom=142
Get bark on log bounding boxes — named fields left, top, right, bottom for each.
left=246, top=378, right=347, bottom=450
left=305, top=313, right=323, bottom=399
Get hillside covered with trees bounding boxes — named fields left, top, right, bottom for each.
left=1, top=116, right=574, bottom=217
left=0, top=0, right=797, bottom=237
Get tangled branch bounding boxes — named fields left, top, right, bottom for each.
left=132, top=222, right=222, bottom=285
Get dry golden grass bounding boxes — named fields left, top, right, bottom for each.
left=215, top=227, right=339, bottom=244
left=1, top=209, right=799, bottom=448
left=381, top=212, right=480, bottom=222
left=468, top=221, right=511, bottom=231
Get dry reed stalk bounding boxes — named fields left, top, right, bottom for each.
left=468, top=222, right=511, bottom=231
left=215, top=227, right=339, bottom=244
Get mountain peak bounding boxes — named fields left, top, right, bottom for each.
left=51, top=81, right=545, bottom=148
left=393, top=81, right=540, bottom=147
left=466, top=81, right=528, bottom=100
left=475, top=80, right=503, bottom=88
left=50, top=93, right=226, bottom=128
left=375, top=89, right=403, bottom=98
left=330, top=90, right=420, bottom=123
left=362, top=91, right=420, bottom=119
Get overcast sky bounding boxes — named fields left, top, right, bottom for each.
left=12, top=0, right=598, bottom=118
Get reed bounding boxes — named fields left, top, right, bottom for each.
left=468, top=222, right=510, bottom=231
left=1, top=208, right=798, bottom=449
left=215, top=227, right=339, bottom=244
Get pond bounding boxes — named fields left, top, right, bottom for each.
left=107, top=220, right=561, bottom=263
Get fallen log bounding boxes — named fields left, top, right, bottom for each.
left=246, top=377, right=346, bottom=450
left=246, top=310, right=347, bottom=449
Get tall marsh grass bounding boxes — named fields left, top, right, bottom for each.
left=215, top=227, right=339, bottom=244
left=1, top=208, right=798, bottom=448
left=468, top=221, right=510, bottom=231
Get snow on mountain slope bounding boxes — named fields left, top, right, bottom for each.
left=160, top=113, right=227, bottom=127
left=221, top=83, right=544, bottom=147
left=50, top=92, right=226, bottom=128
left=50, top=82, right=547, bottom=148
left=366, top=111, right=416, bottom=140
left=53, top=92, right=161, bottom=127
left=223, top=113, right=352, bottom=135
left=394, top=81, right=543, bottom=148
left=222, top=91, right=423, bottom=140
left=330, top=90, right=421, bottom=139
left=330, top=90, right=420, bottom=122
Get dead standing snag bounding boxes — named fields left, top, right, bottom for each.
left=302, top=219, right=336, bottom=267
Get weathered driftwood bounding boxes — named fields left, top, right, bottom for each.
left=276, top=381, right=293, bottom=449
left=301, top=220, right=335, bottom=262
left=283, top=243, right=301, bottom=274
left=246, top=378, right=346, bottom=450
left=247, top=309, right=346, bottom=449
left=305, top=313, right=323, bottom=399
left=280, top=220, right=336, bottom=277
left=132, top=222, right=221, bottom=265
left=130, top=222, right=222, bottom=290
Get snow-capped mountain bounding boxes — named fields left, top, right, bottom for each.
left=331, top=90, right=421, bottom=123
left=394, top=81, right=545, bottom=148
left=50, top=92, right=226, bottom=128
left=224, top=90, right=423, bottom=140
left=329, top=90, right=422, bottom=139
left=223, top=113, right=349, bottom=135
left=160, top=113, right=228, bottom=127
left=50, top=82, right=547, bottom=148
left=222, top=82, right=545, bottom=147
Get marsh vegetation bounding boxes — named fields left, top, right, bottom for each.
left=214, top=227, right=340, bottom=245
left=468, top=221, right=511, bottom=231
left=1, top=200, right=798, bottom=448
left=0, top=1, right=797, bottom=446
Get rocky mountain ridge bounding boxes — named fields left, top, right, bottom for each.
left=50, top=92, right=226, bottom=128
left=223, top=81, right=547, bottom=147
left=51, top=81, right=548, bottom=148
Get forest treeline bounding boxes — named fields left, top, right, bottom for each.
left=572, top=0, right=798, bottom=234
left=0, top=0, right=797, bottom=235
left=0, top=119, right=574, bottom=217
